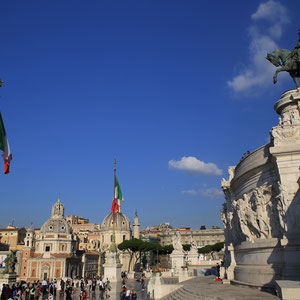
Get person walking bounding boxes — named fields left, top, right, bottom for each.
left=60, top=280, right=65, bottom=295
left=99, top=280, right=105, bottom=300
left=216, top=263, right=220, bottom=278
left=125, top=287, right=130, bottom=300
left=130, top=290, right=137, bottom=300
left=120, top=286, right=126, bottom=300
left=65, top=285, right=72, bottom=300
left=1, top=284, right=6, bottom=300
left=105, top=280, right=111, bottom=299
left=34, top=286, right=40, bottom=300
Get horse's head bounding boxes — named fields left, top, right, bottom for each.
left=266, top=51, right=281, bottom=67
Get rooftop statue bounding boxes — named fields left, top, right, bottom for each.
left=267, top=29, right=300, bottom=88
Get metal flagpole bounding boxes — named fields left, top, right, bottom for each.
left=110, top=159, right=117, bottom=252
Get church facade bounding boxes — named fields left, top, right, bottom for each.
left=20, top=198, right=83, bottom=281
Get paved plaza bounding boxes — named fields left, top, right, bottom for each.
left=62, top=276, right=281, bottom=300
left=161, top=276, right=279, bottom=300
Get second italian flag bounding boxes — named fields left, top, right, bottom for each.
left=111, top=176, right=123, bottom=214
left=0, top=112, right=12, bottom=174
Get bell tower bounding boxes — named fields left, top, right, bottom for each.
left=133, top=210, right=140, bottom=239
left=51, top=196, right=65, bottom=218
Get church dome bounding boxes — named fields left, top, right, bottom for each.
left=101, top=212, right=131, bottom=232
left=40, top=197, right=72, bottom=234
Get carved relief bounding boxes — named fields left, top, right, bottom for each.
left=221, top=183, right=291, bottom=245
left=271, top=126, right=300, bottom=146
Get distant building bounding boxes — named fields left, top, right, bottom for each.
left=0, top=226, right=26, bottom=250
left=66, top=215, right=101, bottom=252
left=141, top=223, right=224, bottom=247
left=160, top=227, right=225, bottom=247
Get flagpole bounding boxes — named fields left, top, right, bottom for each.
left=110, top=159, right=117, bottom=252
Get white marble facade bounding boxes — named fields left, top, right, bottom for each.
left=221, top=89, right=300, bottom=289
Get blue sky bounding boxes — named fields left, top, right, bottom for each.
left=0, top=0, right=299, bottom=230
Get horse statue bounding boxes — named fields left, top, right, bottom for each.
left=266, top=29, right=300, bottom=88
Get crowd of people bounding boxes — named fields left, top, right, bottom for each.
left=1, top=274, right=143, bottom=300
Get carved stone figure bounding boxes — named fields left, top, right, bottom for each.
left=3, top=250, right=17, bottom=274
left=233, top=198, right=253, bottom=241
left=190, top=236, right=198, bottom=254
left=266, top=29, right=300, bottom=88
left=252, top=188, right=271, bottom=239
left=172, top=231, right=183, bottom=252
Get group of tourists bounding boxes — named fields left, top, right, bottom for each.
left=120, top=279, right=137, bottom=300
left=0, top=278, right=64, bottom=300
left=1, top=273, right=143, bottom=300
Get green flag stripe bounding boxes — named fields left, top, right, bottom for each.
left=115, top=176, right=123, bottom=201
left=0, top=113, right=7, bottom=152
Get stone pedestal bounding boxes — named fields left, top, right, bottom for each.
left=275, top=280, right=300, bottom=300
left=103, top=251, right=122, bottom=282
left=187, top=252, right=198, bottom=265
left=0, top=273, right=17, bottom=289
left=221, top=89, right=300, bottom=290
left=147, top=272, right=182, bottom=300
left=170, top=252, right=185, bottom=274
left=178, top=268, right=193, bottom=283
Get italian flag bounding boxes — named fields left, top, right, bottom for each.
left=0, top=112, right=12, bottom=174
left=111, top=176, right=124, bottom=214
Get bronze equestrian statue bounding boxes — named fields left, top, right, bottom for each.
left=267, top=29, right=300, bottom=88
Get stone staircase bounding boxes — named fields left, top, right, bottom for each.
left=160, top=276, right=279, bottom=300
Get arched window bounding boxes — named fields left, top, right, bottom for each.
left=27, top=241, right=29, bottom=247
left=123, top=235, right=126, bottom=241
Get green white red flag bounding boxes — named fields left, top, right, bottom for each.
left=0, top=112, right=12, bottom=174
left=111, top=176, right=123, bottom=214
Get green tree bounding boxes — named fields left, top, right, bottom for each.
left=200, top=225, right=206, bottom=230
left=212, top=242, right=224, bottom=252
left=182, top=244, right=191, bottom=251
left=118, top=238, right=144, bottom=272
left=198, top=245, right=213, bottom=254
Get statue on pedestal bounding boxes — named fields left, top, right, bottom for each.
left=267, top=29, right=300, bottom=88
left=172, top=231, right=183, bottom=253
left=3, top=250, right=17, bottom=274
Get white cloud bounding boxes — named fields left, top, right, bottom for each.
left=182, top=188, right=223, bottom=199
left=169, top=156, right=222, bottom=176
left=228, top=0, right=290, bottom=94
left=251, top=0, right=288, bottom=25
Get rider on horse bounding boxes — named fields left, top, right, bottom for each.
left=291, top=29, right=300, bottom=65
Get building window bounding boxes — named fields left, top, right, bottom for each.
left=45, top=246, right=50, bottom=252
left=24, top=266, right=26, bottom=269
left=110, top=235, right=113, bottom=242
left=27, top=241, right=29, bottom=247
left=123, top=235, right=126, bottom=241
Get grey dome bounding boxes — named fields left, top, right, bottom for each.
left=101, top=212, right=131, bottom=231
left=40, top=217, right=71, bottom=234
left=40, top=197, right=72, bottom=234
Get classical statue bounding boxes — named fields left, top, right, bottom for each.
left=266, top=29, right=300, bottom=88
left=172, top=231, right=183, bottom=252
left=3, top=250, right=17, bottom=274
left=190, top=236, right=198, bottom=254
